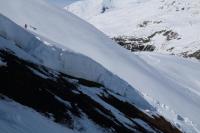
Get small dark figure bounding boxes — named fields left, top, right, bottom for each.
left=24, top=24, right=27, bottom=29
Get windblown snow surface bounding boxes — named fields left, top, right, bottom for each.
left=0, top=99, right=76, bottom=133
left=48, top=0, right=78, bottom=7
left=66, top=0, right=200, bottom=57
left=0, top=0, right=200, bottom=132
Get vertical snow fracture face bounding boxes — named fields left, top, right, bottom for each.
left=0, top=49, right=181, bottom=133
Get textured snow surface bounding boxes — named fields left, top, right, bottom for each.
left=0, top=99, right=75, bottom=133
left=0, top=0, right=200, bottom=132
left=137, top=52, right=200, bottom=133
left=0, top=98, right=104, bottom=133
left=0, top=58, right=6, bottom=66
left=66, top=0, right=200, bottom=55
left=0, top=13, right=151, bottom=112
left=0, top=0, right=152, bottom=110
left=47, top=0, right=78, bottom=7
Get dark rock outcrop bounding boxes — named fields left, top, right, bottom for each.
left=0, top=49, right=181, bottom=133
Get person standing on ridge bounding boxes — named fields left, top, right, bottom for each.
left=24, top=24, right=27, bottom=29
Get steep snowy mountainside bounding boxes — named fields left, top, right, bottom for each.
left=0, top=12, right=150, bottom=110
left=0, top=35, right=181, bottom=133
left=47, top=0, right=79, bottom=7
left=0, top=0, right=200, bottom=132
left=0, top=99, right=75, bottom=133
left=65, top=0, right=115, bottom=19
left=66, top=0, right=200, bottom=59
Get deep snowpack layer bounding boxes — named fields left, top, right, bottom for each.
left=0, top=47, right=182, bottom=133
left=0, top=16, right=155, bottom=133
left=0, top=13, right=151, bottom=110
left=0, top=0, right=200, bottom=132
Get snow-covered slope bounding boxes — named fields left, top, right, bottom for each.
left=0, top=9, right=150, bottom=110
left=0, top=100, right=75, bottom=133
left=65, top=0, right=114, bottom=19
left=47, top=0, right=79, bottom=7
left=0, top=0, right=200, bottom=132
left=66, top=0, right=200, bottom=58
left=0, top=35, right=180, bottom=133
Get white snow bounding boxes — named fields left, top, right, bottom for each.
left=0, top=98, right=107, bottom=133
left=47, top=0, right=79, bottom=7
left=79, top=86, right=135, bottom=128
left=136, top=52, right=200, bottom=133
left=0, top=0, right=152, bottom=110
left=134, top=119, right=156, bottom=133
left=65, top=0, right=114, bottom=20
left=66, top=0, right=200, bottom=56
left=0, top=0, right=200, bottom=132
left=0, top=99, right=75, bottom=133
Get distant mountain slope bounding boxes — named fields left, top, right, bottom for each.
left=48, top=0, right=78, bottom=7
left=66, top=0, right=200, bottom=59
